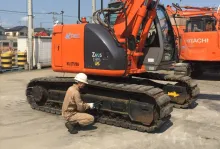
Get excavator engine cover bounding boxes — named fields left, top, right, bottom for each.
left=52, top=23, right=127, bottom=76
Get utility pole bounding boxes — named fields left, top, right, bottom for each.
left=28, top=0, right=33, bottom=70
left=0, top=16, right=2, bottom=26
left=92, top=0, right=96, bottom=23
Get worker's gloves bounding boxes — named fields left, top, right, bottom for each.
left=88, top=101, right=103, bottom=110
left=88, top=103, right=94, bottom=109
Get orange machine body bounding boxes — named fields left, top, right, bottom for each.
left=52, top=0, right=159, bottom=77
left=166, top=4, right=220, bottom=62
left=52, top=24, right=125, bottom=77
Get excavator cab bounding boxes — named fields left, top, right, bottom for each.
left=142, top=5, right=177, bottom=71
left=108, top=1, right=178, bottom=71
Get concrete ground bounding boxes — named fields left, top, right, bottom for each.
left=0, top=69, right=220, bottom=149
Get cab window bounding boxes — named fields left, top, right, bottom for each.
left=157, top=6, right=173, bottom=42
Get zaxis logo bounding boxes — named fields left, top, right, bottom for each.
left=65, top=33, right=80, bottom=39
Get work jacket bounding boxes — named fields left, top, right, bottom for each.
left=62, top=84, right=90, bottom=119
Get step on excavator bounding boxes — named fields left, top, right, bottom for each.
left=167, top=3, right=220, bottom=77
left=26, top=0, right=199, bottom=132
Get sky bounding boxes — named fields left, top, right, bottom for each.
left=0, top=0, right=219, bottom=29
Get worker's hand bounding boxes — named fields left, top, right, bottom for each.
left=88, top=103, right=94, bottom=109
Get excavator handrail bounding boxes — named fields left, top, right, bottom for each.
left=167, top=3, right=217, bottom=17
left=172, top=3, right=182, bottom=11
left=169, top=2, right=217, bottom=13
left=77, top=0, right=104, bottom=23
left=180, top=6, right=216, bottom=11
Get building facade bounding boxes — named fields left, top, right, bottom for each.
left=5, top=26, right=28, bottom=38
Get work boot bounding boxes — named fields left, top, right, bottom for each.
left=65, top=122, right=79, bottom=134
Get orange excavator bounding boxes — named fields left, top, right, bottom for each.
left=166, top=3, right=220, bottom=77
left=26, top=0, right=199, bottom=132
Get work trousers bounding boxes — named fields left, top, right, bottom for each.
left=67, top=113, right=94, bottom=126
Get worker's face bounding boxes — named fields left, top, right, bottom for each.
left=78, top=82, right=85, bottom=89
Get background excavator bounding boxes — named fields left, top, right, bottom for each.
left=26, top=0, right=199, bottom=132
left=166, top=3, right=220, bottom=77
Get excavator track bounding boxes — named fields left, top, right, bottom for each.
left=173, top=63, right=191, bottom=76
left=26, top=77, right=173, bottom=133
left=174, top=62, right=203, bottom=78
left=133, top=72, right=200, bottom=109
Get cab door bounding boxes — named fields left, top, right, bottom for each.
left=156, top=6, right=176, bottom=62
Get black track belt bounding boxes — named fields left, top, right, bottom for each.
left=133, top=72, right=200, bottom=108
left=26, top=77, right=173, bottom=133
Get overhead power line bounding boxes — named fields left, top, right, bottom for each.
left=0, top=9, right=78, bottom=18
left=0, top=9, right=44, bottom=14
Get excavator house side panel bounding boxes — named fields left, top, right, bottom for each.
left=180, top=31, right=220, bottom=61
left=63, top=24, right=85, bottom=70
left=52, top=24, right=85, bottom=71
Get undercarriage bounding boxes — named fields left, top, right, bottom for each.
left=25, top=72, right=199, bottom=132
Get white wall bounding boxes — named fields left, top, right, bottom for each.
left=17, top=37, right=28, bottom=52
left=33, top=37, right=52, bottom=67
left=17, top=36, right=52, bottom=68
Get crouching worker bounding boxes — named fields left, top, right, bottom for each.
left=62, top=73, right=95, bottom=134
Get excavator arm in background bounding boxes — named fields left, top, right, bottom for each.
left=167, top=3, right=217, bottom=17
